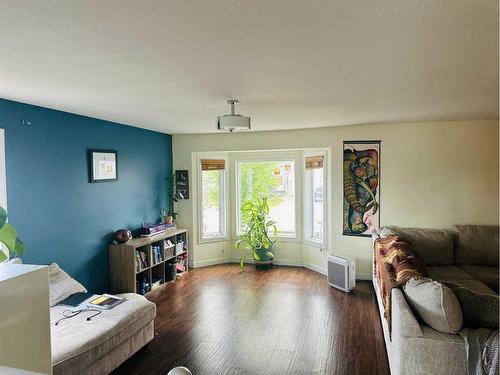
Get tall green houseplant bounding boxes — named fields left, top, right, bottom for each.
left=160, top=174, right=180, bottom=222
left=235, top=197, right=277, bottom=269
left=0, top=207, right=25, bottom=262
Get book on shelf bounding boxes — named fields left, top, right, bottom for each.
left=140, top=231, right=164, bottom=238
left=135, top=250, right=148, bottom=270
left=135, top=250, right=140, bottom=272
left=152, top=245, right=162, bottom=264
left=140, top=223, right=177, bottom=237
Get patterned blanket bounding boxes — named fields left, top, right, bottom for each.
left=459, top=329, right=499, bottom=375
left=374, top=235, right=428, bottom=333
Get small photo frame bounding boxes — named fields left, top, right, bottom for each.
left=88, top=149, right=118, bottom=183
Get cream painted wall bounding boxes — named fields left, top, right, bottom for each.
left=173, top=120, right=499, bottom=278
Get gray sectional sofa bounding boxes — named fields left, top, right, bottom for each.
left=372, top=224, right=499, bottom=375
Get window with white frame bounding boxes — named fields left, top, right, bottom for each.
left=304, top=154, right=326, bottom=245
left=236, top=158, right=297, bottom=237
left=199, top=158, right=226, bottom=241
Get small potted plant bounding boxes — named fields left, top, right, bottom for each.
left=235, top=196, right=278, bottom=270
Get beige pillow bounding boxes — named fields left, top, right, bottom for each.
left=49, top=263, right=87, bottom=307
left=403, top=277, right=463, bottom=333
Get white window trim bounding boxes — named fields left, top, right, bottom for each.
left=303, top=150, right=328, bottom=249
left=232, top=151, right=302, bottom=242
left=197, top=154, right=228, bottom=243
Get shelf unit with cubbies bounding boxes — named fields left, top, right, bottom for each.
left=109, top=228, right=189, bottom=295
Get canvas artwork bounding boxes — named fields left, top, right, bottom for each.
left=343, top=141, right=380, bottom=237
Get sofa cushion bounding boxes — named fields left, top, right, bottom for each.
left=444, top=283, right=499, bottom=329
left=426, top=266, right=474, bottom=281
left=403, top=277, right=463, bottom=333
left=49, top=263, right=87, bottom=307
left=51, top=293, right=156, bottom=374
left=442, top=279, right=496, bottom=295
left=385, top=226, right=454, bottom=266
left=453, top=225, right=499, bottom=266
left=459, top=265, right=499, bottom=292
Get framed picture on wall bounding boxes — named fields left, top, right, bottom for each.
left=88, top=149, right=118, bottom=183
left=175, top=170, right=189, bottom=199
left=343, top=141, right=380, bottom=237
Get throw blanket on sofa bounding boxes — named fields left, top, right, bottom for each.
left=459, top=329, right=499, bottom=375
left=374, top=235, right=428, bottom=333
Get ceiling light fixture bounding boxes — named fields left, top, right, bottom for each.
left=217, top=99, right=251, bottom=132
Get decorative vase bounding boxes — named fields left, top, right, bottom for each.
left=113, top=229, right=132, bottom=244
left=164, top=216, right=174, bottom=224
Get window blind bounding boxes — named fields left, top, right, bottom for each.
left=201, top=159, right=225, bottom=171
left=305, top=155, right=324, bottom=169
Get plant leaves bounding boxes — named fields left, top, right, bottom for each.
left=0, top=207, right=6, bottom=229
left=239, top=256, right=245, bottom=270
left=0, top=251, right=6, bottom=262
left=253, top=251, right=261, bottom=261
left=241, top=202, right=253, bottom=212
left=14, top=238, right=25, bottom=256
left=0, top=223, right=17, bottom=251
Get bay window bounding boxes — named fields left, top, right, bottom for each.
left=195, top=150, right=328, bottom=246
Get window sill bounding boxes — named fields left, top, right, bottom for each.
left=304, top=238, right=326, bottom=249
left=199, top=236, right=228, bottom=244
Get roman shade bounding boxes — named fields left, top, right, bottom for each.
left=305, top=155, right=324, bottom=169
left=201, top=159, right=225, bottom=171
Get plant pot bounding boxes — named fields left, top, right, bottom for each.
left=253, top=247, right=274, bottom=269
left=255, top=260, right=273, bottom=270
left=164, top=215, right=174, bottom=224
left=253, top=247, right=274, bottom=262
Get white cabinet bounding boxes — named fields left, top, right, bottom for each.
left=0, top=264, right=51, bottom=375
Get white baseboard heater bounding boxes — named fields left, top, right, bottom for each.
left=327, top=255, right=356, bottom=292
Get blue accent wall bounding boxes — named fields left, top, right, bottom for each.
left=0, top=99, right=172, bottom=292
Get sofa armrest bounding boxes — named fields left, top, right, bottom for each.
left=392, top=287, right=423, bottom=338
left=390, top=288, right=467, bottom=375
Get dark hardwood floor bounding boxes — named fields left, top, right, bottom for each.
left=111, top=264, right=389, bottom=375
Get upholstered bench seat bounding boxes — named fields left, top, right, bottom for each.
left=51, top=293, right=156, bottom=375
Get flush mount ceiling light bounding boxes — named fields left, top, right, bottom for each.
left=217, top=99, right=251, bottom=132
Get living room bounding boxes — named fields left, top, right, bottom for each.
left=0, top=1, right=498, bottom=375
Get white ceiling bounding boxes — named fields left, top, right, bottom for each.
left=1, top=1, right=498, bottom=134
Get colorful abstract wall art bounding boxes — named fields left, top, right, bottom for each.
left=343, top=141, right=380, bottom=237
